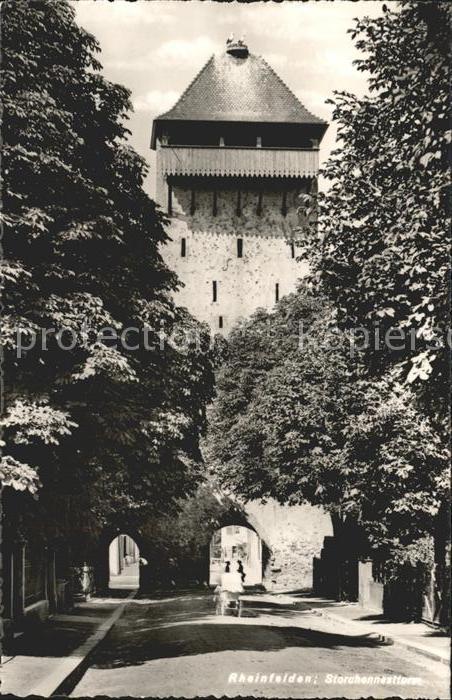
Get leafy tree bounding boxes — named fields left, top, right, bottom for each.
left=0, top=0, right=215, bottom=554
left=295, top=0, right=450, bottom=616
left=299, top=1, right=450, bottom=422
left=206, top=287, right=449, bottom=558
left=206, top=287, right=352, bottom=515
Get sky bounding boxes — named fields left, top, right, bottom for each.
left=72, top=0, right=384, bottom=196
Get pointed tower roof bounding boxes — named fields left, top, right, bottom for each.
left=151, top=39, right=327, bottom=147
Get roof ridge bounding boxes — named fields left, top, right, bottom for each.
left=258, top=54, right=326, bottom=125
left=157, top=53, right=216, bottom=120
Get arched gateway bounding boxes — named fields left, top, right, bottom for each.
left=93, top=500, right=273, bottom=593
left=210, top=525, right=263, bottom=586
left=204, top=507, right=272, bottom=588
left=109, top=534, right=140, bottom=589
left=94, top=527, right=150, bottom=593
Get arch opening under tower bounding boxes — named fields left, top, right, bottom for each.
left=209, top=524, right=263, bottom=586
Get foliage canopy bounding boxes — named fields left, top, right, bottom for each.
left=0, top=0, right=215, bottom=546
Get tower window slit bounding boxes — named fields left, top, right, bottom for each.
left=281, top=191, right=287, bottom=217
left=236, top=190, right=242, bottom=217
left=167, top=182, right=173, bottom=216
left=257, top=191, right=263, bottom=216
left=181, top=237, right=186, bottom=257
left=219, top=316, right=223, bottom=329
left=290, top=241, right=295, bottom=259
left=237, top=238, right=243, bottom=258
left=275, top=283, right=279, bottom=303
left=213, top=281, right=218, bottom=303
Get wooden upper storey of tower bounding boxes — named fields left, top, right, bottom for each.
left=158, top=146, right=319, bottom=179
left=151, top=38, right=328, bottom=166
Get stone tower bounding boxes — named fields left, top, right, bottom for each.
left=151, top=39, right=332, bottom=588
left=151, top=37, right=328, bottom=334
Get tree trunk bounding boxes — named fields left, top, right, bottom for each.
left=434, top=500, right=451, bottom=627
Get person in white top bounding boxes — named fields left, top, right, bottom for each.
left=213, top=561, right=244, bottom=612
left=220, top=569, right=244, bottom=593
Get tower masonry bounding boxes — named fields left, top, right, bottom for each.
left=150, top=38, right=333, bottom=589
left=151, top=37, right=328, bottom=334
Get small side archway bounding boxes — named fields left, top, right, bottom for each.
left=108, top=534, right=140, bottom=589
left=94, top=527, right=150, bottom=593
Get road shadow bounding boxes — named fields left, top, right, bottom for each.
left=354, top=613, right=449, bottom=636
left=90, top=597, right=389, bottom=670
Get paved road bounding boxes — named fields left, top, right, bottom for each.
left=72, top=591, right=449, bottom=698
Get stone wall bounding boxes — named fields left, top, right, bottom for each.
left=155, top=162, right=311, bottom=332
left=245, top=500, right=333, bottom=591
